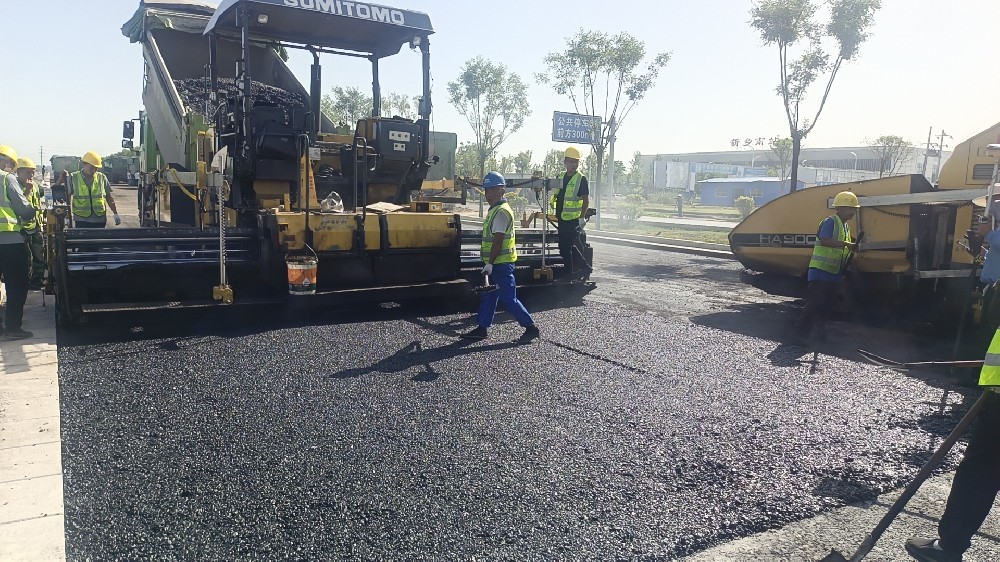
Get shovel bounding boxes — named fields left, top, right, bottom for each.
left=819, top=391, right=991, bottom=562
left=474, top=273, right=497, bottom=294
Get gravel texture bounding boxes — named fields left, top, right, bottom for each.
left=58, top=243, right=980, bottom=560
left=174, top=77, right=307, bottom=120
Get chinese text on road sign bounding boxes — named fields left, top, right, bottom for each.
left=552, top=111, right=601, bottom=143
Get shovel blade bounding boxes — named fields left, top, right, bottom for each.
left=817, top=550, right=850, bottom=562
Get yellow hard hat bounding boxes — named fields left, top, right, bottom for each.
left=833, top=191, right=860, bottom=208
left=82, top=151, right=103, bottom=168
left=0, top=145, right=17, bottom=164
left=16, top=157, right=36, bottom=171
left=564, top=146, right=581, bottom=160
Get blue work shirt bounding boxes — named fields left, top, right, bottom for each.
left=981, top=229, right=1000, bottom=284
left=807, top=216, right=846, bottom=283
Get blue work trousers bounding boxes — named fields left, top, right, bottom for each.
left=477, top=262, right=534, bottom=329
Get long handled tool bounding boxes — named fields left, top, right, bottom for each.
left=474, top=273, right=497, bottom=295
left=819, top=391, right=992, bottom=562
left=857, top=349, right=983, bottom=371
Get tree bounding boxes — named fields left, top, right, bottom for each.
left=865, top=134, right=914, bottom=178
left=750, top=0, right=882, bottom=192
left=497, top=154, right=516, bottom=175
left=321, top=86, right=371, bottom=127
left=321, top=88, right=421, bottom=127
left=513, top=150, right=534, bottom=175
left=455, top=142, right=480, bottom=178
left=769, top=137, right=794, bottom=181
left=447, top=57, right=531, bottom=179
left=538, top=30, right=670, bottom=226
left=541, top=149, right=565, bottom=177
left=627, top=151, right=653, bottom=191
left=381, top=92, right=418, bottom=120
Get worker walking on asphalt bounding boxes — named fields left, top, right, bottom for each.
left=68, top=151, right=120, bottom=228
left=461, top=172, right=540, bottom=343
left=0, top=145, right=40, bottom=340
left=15, top=157, right=46, bottom=289
left=904, top=356, right=1000, bottom=562
left=791, top=191, right=860, bottom=343
left=550, top=146, right=592, bottom=281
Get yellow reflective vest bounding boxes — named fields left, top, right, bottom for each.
left=808, top=214, right=852, bottom=275
left=21, top=184, right=41, bottom=232
left=980, top=329, right=1000, bottom=386
left=481, top=201, right=517, bottom=264
left=70, top=171, right=108, bottom=219
left=550, top=171, right=585, bottom=221
left=0, top=171, right=21, bottom=233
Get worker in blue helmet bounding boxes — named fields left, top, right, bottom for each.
left=461, top=171, right=540, bottom=343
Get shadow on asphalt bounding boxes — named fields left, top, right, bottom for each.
left=327, top=338, right=524, bottom=381
left=55, top=282, right=593, bottom=348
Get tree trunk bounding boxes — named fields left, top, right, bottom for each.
left=789, top=134, right=801, bottom=193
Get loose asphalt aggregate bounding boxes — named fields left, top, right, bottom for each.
left=56, top=243, right=982, bottom=560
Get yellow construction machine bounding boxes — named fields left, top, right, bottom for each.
left=47, top=0, right=572, bottom=324
left=730, top=122, right=1000, bottom=328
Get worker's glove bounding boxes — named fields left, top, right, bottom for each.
left=113, top=214, right=122, bottom=226
left=578, top=217, right=587, bottom=229
left=481, top=263, right=493, bottom=277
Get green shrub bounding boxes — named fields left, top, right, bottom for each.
left=618, top=193, right=646, bottom=223
left=734, top=195, right=756, bottom=218
left=506, top=193, right=529, bottom=218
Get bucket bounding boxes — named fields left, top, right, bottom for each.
left=286, top=254, right=318, bottom=295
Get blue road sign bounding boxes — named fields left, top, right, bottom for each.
left=552, top=111, right=601, bottom=143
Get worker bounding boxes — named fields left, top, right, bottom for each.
left=68, top=151, right=120, bottom=228
left=461, top=171, right=540, bottom=343
left=0, top=145, right=39, bottom=340
left=904, top=358, right=1000, bottom=562
left=790, top=190, right=860, bottom=343
left=14, top=157, right=45, bottom=289
left=550, top=146, right=592, bottom=281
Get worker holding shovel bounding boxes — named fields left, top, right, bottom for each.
left=460, top=172, right=540, bottom=343
left=904, top=366, right=1000, bottom=561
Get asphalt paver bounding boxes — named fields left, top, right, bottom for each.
left=57, top=243, right=982, bottom=560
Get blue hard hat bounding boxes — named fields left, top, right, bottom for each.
left=482, top=171, right=506, bottom=189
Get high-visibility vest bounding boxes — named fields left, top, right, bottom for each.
left=481, top=201, right=517, bottom=264
left=550, top=171, right=585, bottom=220
left=21, top=185, right=41, bottom=232
left=0, top=171, right=21, bottom=234
left=808, top=214, right=852, bottom=275
left=980, top=329, right=1000, bottom=386
left=70, top=171, right=108, bottom=219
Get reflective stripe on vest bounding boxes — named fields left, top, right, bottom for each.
left=808, top=214, right=851, bottom=275
left=0, top=171, right=21, bottom=233
left=481, top=201, right=517, bottom=264
left=550, top=171, right=585, bottom=220
left=71, top=171, right=108, bottom=219
left=21, top=185, right=41, bottom=231
left=980, top=330, right=1000, bottom=386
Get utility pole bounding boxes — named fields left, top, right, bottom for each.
left=607, top=115, right=617, bottom=200
left=933, top=129, right=952, bottom=183
left=921, top=126, right=933, bottom=177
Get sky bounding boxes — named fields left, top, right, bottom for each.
left=5, top=0, right=1000, bottom=168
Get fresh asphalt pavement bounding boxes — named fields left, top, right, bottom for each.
left=55, top=242, right=991, bottom=560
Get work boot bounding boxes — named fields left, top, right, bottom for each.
left=519, top=325, right=540, bottom=343
left=3, top=329, right=34, bottom=341
left=905, top=538, right=962, bottom=562
left=460, top=326, right=488, bottom=340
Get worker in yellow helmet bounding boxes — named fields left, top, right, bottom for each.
left=549, top=146, right=592, bottom=281
left=15, top=157, right=46, bottom=289
left=789, top=190, right=861, bottom=345
left=0, top=145, right=41, bottom=340
left=68, top=151, right=120, bottom=228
